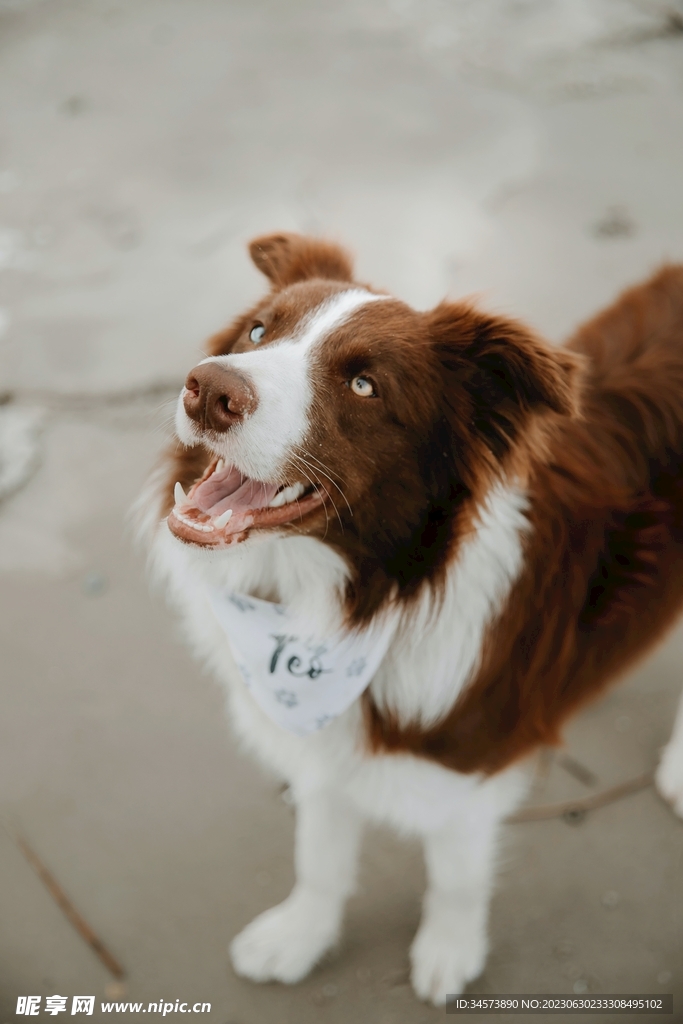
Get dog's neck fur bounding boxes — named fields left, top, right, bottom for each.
left=156, top=474, right=530, bottom=730
left=371, top=478, right=530, bottom=728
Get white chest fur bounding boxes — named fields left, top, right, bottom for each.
left=149, top=479, right=530, bottom=820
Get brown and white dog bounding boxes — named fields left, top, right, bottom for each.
left=142, top=233, right=683, bottom=1005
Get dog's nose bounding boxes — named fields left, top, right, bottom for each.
left=183, top=362, right=258, bottom=432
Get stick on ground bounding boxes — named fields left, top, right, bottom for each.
left=4, top=822, right=125, bottom=980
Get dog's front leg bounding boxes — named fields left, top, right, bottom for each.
left=410, top=809, right=500, bottom=1006
left=230, top=788, right=363, bottom=984
left=656, top=685, right=683, bottom=818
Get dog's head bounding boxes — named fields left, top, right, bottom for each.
left=165, top=233, right=581, bottom=618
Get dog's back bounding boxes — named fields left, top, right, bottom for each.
left=569, top=265, right=683, bottom=485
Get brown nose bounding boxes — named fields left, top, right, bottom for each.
left=183, top=362, right=258, bottom=432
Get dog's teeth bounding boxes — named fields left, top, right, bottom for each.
left=174, top=482, right=188, bottom=506
left=175, top=511, right=214, bottom=532
left=269, top=482, right=306, bottom=508
left=214, top=508, right=233, bottom=528
left=216, top=458, right=225, bottom=472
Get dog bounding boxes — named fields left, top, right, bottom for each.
left=140, top=232, right=683, bottom=1005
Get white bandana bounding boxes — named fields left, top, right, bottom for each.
left=206, top=588, right=398, bottom=736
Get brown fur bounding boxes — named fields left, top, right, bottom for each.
left=249, top=232, right=354, bottom=288
left=365, top=266, right=683, bottom=773
left=160, top=234, right=683, bottom=777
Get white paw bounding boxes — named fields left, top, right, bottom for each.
left=656, top=742, right=683, bottom=818
left=410, top=914, right=487, bottom=1007
left=230, top=888, right=341, bottom=984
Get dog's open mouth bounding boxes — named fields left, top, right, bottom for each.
left=167, top=458, right=325, bottom=547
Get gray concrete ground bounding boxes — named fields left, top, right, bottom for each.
left=1, top=1, right=683, bottom=1021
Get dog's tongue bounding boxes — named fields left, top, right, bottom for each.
left=192, top=464, right=279, bottom=516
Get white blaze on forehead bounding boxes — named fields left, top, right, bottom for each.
left=176, top=289, right=388, bottom=481
left=296, top=288, right=387, bottom=353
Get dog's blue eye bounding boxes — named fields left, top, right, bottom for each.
left=350, top=376, right=376, bottom=397
left=250, top=324, right=265, bottom=344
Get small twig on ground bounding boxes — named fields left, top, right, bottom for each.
left=556, top=752, right=599, bottom=788
left=3, top=821, right=125, bottom=979
left=507, top=769, right=655, bottom=824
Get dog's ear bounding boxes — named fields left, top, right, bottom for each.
left=248, top=232, right=354, bottom=288
left=428, top=303, right=583, bottom=464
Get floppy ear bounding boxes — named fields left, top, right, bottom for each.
left=248, top=232, right=354, bottom=288
left=429, top=303, right=583, bottom=463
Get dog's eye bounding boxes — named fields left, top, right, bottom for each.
left=249, top=324, right=265, bottom=344
left=349, top=376, right=376, bottom=398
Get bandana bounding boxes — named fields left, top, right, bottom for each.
left=206, top=588, right=398, bottom=736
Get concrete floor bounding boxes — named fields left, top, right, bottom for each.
left=1, top=1, right=683, bottom=1021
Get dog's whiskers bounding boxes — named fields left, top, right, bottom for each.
left=286, top=453, right=334, bottom=538
left=288, top=451, right=345, bottom=538
left=292, top=444, right=353, bottom=518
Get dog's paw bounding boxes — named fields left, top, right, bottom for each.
left=410, top=915, right=487, bottom=1006
left=230, top=890, right=341, bottom=984
left=656, top=741, right=683, bottom=818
